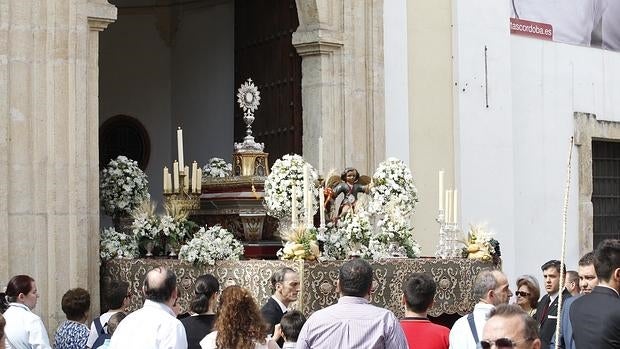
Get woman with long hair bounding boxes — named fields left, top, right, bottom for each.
left=199, top=286, right=278, bottom=349
left=2, top=275, right=51, bottom=348
left=181, top=274, right=220, bottom=349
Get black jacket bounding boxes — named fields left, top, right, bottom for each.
left=570, top=285, right=620, bottom=349
left=535, top=288, right=571, bottom=348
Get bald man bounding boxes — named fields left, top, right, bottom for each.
left=109, top=267, right=188, bottom=349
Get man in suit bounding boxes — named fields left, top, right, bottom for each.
left=535, top=260, right=571, bottom=348
left=261, top=267, right=300, bottom=336
left=570, top=239, right=620, bottom=349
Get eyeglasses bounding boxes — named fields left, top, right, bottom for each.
left=481, top=338, right=532, bottom=349
left=515, top=291, right=530, bottom=297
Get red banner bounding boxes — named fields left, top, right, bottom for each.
left=510, top=18, right=553, bottom=41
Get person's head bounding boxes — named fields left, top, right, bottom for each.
left=577, top=251, right=598, bottom=294
left=190, top=274, right=220, bottom=314
left=107, top=312, right=126, bottom=336
left=0, top=313, right=5, bottom=349
left=473, top=270, right=511, bottom=306
left=341, top=167, right=360, bottom=184
left=270, top=268, right=300, bottom=306
left=106, top=280, right=130, bottom=310
left=594, top=239, right=620, bottom=290
left=482, top=304, right=541, bottom=349
left=515, top=275, right=540, bottom=310
left=565, top=270, right=580, bottom=296
left=280, top=310, right=306, bottom=343
left=338, top=258, right=373, bottom=298
left=5, top=275, right=38, bottom=310
left=143, top=267, right=177, bottom=306
left=540, top=260, right=565, bottom=295
left=214, top=286, right=266, bottom=348
left=402, top=272, right=436, bottom=313
left=61, top=288, right=91, bottom=322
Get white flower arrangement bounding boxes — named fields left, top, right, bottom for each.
left=100, top=155, right=150, bottom=218
left=318, top=210, right=373, bottom=260
left=368, top=204, right=421, bottom=259
left=368, top=157, right=418, bottom=216
left=131, top=202, right=160, bottom=240
left=100, top=227, right=139, bottom=261
left=202, top=157, right=232, bottom=178
left=179, top=225, right=244, bottom=266
left=264, top=154, right=319, bottom=220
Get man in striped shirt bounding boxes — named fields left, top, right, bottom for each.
left=296, top=258, right=408, bottom=349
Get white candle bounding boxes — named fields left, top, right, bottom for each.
left=173, top=161, right=179, bottom=193
left=191, top=161, right=198, bottom=193
left=196, top=169, right=202, bottom=193
left=446, top=189, right=452, bottom=223
left=319, top=186, right=325, bottom=228
left=291, top=189, right=298, bottom=228
left=163, top=167, right=169, bottom=192
left=306, top=188, right=313, bottom=228
left=184, top=165, right=190, bottom=191
left=453, top=189, right=458, bottom=224
left=318, top=137, right=323, bottom=175
left=438, top=170, right=444, bottom=211
left=167, top=172, right=173, bottom=194
left=177, top=127, right=185, bottom=170
left=303, top=164, right=309, bottom=224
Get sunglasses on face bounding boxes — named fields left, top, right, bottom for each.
left=515, top=291, right=530, bottom=297
left=481, top=337, right=531, bottom=349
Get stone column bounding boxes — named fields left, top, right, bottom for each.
left=293, top=0, right=385, bottom=176
left=0, top=0, right=116, bottom=332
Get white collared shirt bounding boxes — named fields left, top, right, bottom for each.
left=449, top=302, right=495, bottom=349
left=108, top=299, right=187, bottom=349
left=271, top=295, right=288, bottom=313
left=3, top=303, right=52, bottom=349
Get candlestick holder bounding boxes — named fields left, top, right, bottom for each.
left=435, top=210, right=449, bottom=258
left=164, top=172, right=200, bottom=214
left=435, top=211, right=463, bottom=258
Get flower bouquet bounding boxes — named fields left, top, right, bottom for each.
left=179, top=225, right=244, bottom=266
left=368, top=204, right=421, bottom=259
left=100, top=155, right=150, bottom=218
left=278, top=227, right=320, bottom=261
left=461, top=224, right=501, bottom=263
left=368, top=157, right=418, bottom=216
left=318, top=209, right=373, bottom=260
left=100, top=227, right=139, bottom=261
left=202, top=157, right=232, bottom=178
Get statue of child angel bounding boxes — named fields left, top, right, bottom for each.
left=324, top=167, right=371, bottom=220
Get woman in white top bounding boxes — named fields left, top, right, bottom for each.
left=2, top=275, right=51, bottom=349
left=200, top=286, right=278, bottom=349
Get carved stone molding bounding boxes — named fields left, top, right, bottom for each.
left=85, top=0, right=117, bottom=31
left=574, top=112, right=620, bottom=253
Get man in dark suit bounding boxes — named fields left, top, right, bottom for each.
left=570, top=239, right=620, bottom=349
left=535, top=259, right=571, bottom=348
left=261, top=267, right=300, bottom=336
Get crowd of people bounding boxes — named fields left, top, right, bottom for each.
left=0, top=238, right=619, bottom=348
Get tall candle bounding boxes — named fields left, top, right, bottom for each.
left=318, top=137, right=323, bottom=175
left=453, top=189, right=458, bottom=224
left=306, top=188, right=313, bottom=228
left=184, top=165, right=190, bottom=191
left=196, top=169, right=202, bottom=193
left=173, top=161, right=179, bottom=193
left=177, top=127, right=185, bottom=170
left=446, top=189, right=452, bottom=223
left=167, top=172, right=172, bottom=194
left=291, top=189, right=298, bottom=228
left=319, top=186, right=325, bottom=228
left=303, top=165, right=309, bottom=224
left=163, top=167, right=169, bottom=192
left=191, top=161, right=198, bottom=193
left=438, top=170, right=444, bottom=211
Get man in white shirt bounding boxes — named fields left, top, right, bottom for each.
left=109, top=267, right=187, bottom=349
left=449, top=270, right=512, bottom=349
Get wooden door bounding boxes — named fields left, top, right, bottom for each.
left=234, top=0, right=302, bottom=164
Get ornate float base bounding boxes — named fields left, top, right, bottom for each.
left=102, top=258, right=494, bottom=318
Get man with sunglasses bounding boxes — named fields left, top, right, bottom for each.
left=449, top=270, right=512, bottom=349
left=481, top=304, right=541, bottom=349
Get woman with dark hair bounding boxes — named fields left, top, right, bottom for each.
left=181, top=274, right=220, bottom=349
left=54, top=288, right=91, bottom=349
left=199, top=286, right=278, bottom=349
left=515, top=274, right=541, bottom=317
left=2, top=274, right=51, bottom=348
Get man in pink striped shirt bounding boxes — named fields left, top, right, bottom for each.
left=295, top=258, right=408, bottom=349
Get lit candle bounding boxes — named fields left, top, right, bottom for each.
left=184, top=165, right=190, bottom=191
left=291, top=189, right=298, bottom=228
left=196, top=169, right=202, bottom=193
left=319, top=186, right=325, bottom=228
left=191, top=161, right=198, bottom=193
left=318, top=137, right=323, bottom=175
left=453, top=189, right=458, bottom=224
left=177, top=127, right=185, bottom=170
left=438, top=170, right=444, bottom=211
left=163, top=167, right=169, bottom=192
left=173, top=161, right=179, bottom=193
